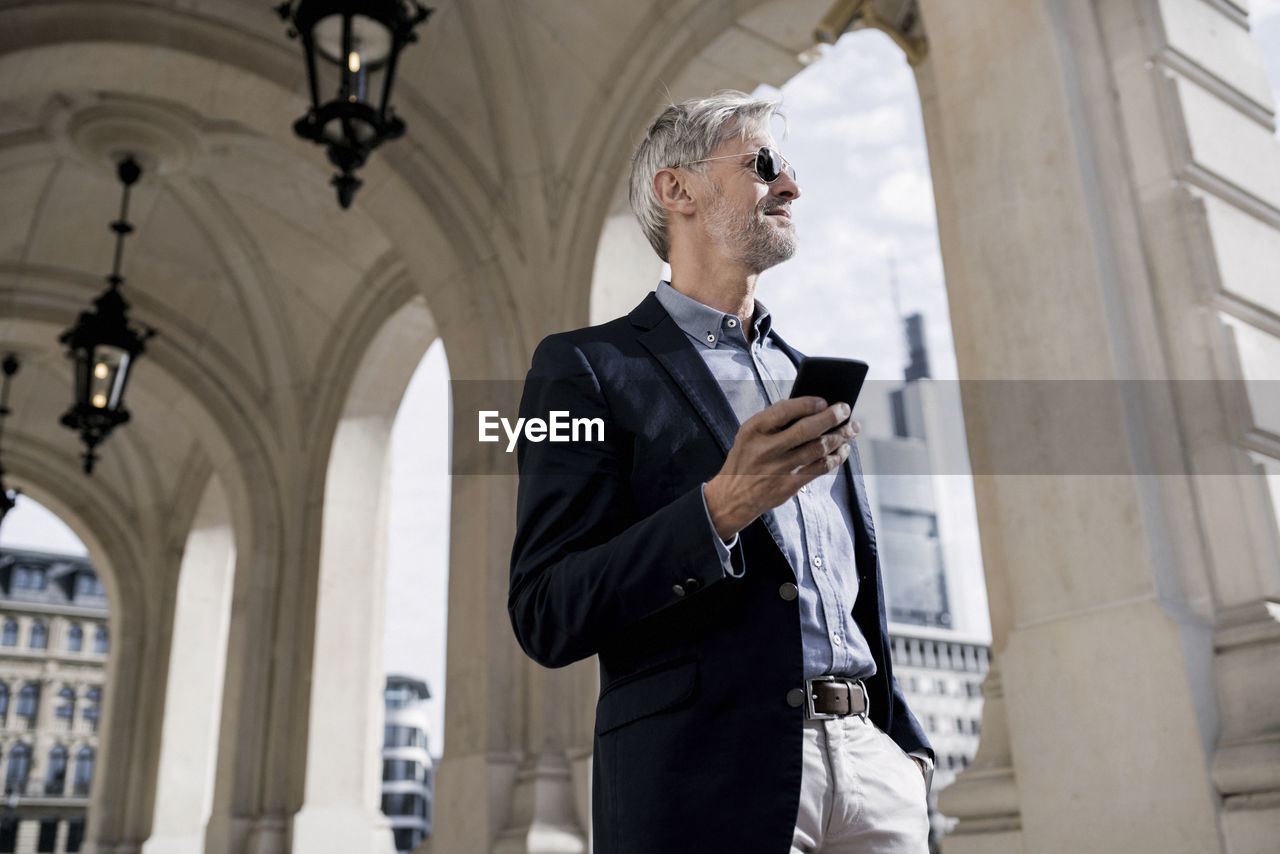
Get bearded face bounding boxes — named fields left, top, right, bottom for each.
left=701, top=177, right=797, bottom=273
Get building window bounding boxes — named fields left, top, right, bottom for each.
left=925, top=715, right=937, bottom=733
left=83, top=688, right=101, bottom=730
left=934, top=678, right=947, bottom=696
left=93, top=626, right=108, bottom=654
left=1, top=620, right=16, bottom=647
left=29, top=620, right=48, bottom=650
left=65, top=819, right=85, bottom=853
left=45, top=745, right=68, bottom=795
left=16, top=683, right=39, bottom=719
left=36, top=819, right=57, bottom=853
left=970, top=718, right=981, bottom=735
left=74, top=574, right=104, bottom=598
left=67, top=625, right=83, bottom=653
left=13, top=567, right=46, bottom=591
left=6, top=743, right=30, bottom=792
left=0, top=818, right=15, bottom=854
left=56, top=686, right=75, bottom=719
left=384, top=725, right=425, bottom=749
left=0, top=683, right=8, bottom=718
left=392, top=828, right=424, bottom=852
left=382, top=792, right=428, bottom=816
left=73, top=747, right=94, bottom=795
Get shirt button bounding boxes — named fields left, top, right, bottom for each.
left=832, top=635, right=842, bottom=646
left=786, top=688, right=806, bottom=708
left=813, top=556, right=823, bottom=568
left=705, top=333, right=716, bottom=344
left=800, top=485, right=809, bottom=494
left=727, top=318, right=737, bottom=328
left=672, top=583, right=685, bottom=597
left=778, top=583, right=798, bottom=601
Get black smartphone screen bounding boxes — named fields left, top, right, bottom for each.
left=789, top=357, right=869, bottom=413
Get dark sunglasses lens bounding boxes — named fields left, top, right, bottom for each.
left=756, top=148, right=783, bottom=182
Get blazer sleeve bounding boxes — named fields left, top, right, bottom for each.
left=508, top=333, right=736, bottom=669
left=885, top=681, right=936, bottom=763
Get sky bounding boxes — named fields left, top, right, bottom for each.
left=4, top=9, right=1279, bottom=757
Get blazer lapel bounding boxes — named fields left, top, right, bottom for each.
left=631, top=294, right=739, bottom=456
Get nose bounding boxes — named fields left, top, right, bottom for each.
left=774, top=169, right=800, bottom=201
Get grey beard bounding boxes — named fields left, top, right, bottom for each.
left=704, top=194, right=797, bottom=273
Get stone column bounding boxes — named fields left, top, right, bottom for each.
left=29, top=678, right=58, bottom=798
left=916, top=0, right=1280, bottom=850
left=289, top=414, right=399, bottom=854
left=915, top=1, right=1280, bottom=852
left=1090, top=1, right=1280, bottom=848
left=288, top=294, right=437, bottom=854
left=143, top=479, right=235, bottom=854
left=426, top=421, right=595, bottom=854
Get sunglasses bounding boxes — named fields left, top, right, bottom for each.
left=681, top=146, right=797, bottom=184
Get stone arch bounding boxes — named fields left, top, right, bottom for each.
left=0, top=271, right=289, bottom=854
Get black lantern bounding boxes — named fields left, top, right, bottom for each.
left=278, top=0, right=432, bottom=208
left=59, top=156, right=156, bottom=476
left=0, top=354, right=20, bottom=528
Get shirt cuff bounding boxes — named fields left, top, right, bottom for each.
left=700, top=483, right=743, bottom=578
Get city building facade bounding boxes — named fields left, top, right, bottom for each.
left=858, top=313, right=993, bottom=845
left=0, top=548, right=106, bottom=854
left=380, top=676, right=433, bottom=853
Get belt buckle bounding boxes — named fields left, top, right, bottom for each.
left=804, top=676, right=870, bottom=721
left=805, top=675, right=845, bottom=721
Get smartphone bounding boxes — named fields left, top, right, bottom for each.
left=789, top=357, right=869, bottom=416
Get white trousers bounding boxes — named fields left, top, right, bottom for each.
left=790, top=715, right=930, bottom=853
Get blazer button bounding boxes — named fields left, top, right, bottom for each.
left=683, top=577, right=701, bottom=593
left=779, top=582, right=798, bottom=601
left=786, top=688, right=806, bottom=708
left=672, top=583, right=686, bottom=597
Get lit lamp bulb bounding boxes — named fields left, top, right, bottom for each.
left=92, top=393, right=107, bottom=408
left=94, top=363, right=109, bottom=380
left=347, top=49, right=367, bottom=103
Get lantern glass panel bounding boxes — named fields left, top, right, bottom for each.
left=70, top=347, right=91, bottom=409
left=89, top=346, right=130, bottom=411
left=310, top=13, right=394, bottom=117
left=313, top=14, right=394, bottom=68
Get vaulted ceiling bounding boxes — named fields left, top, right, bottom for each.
left=0, top=0, right=834, bottom=548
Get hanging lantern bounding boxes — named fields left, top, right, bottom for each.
left=58, top=156, right=156, bottom=476
left=278, top=0, right=432, bottom=208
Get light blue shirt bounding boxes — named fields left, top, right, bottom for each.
left=657, top=281, right=877, bottom=682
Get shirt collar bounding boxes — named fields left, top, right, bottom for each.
left=655, top=280, right=772, bottom=349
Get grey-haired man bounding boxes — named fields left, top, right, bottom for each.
left=510, top=90, right=933, bottom=853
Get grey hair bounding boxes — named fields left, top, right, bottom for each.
left=628, top=90, right=782, bottom=262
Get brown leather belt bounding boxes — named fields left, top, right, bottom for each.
left=805, top=676, right=870, bottom=720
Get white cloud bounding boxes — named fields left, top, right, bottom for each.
left=1254, top=0, right=1280, bottom=24
left=809, top=104, right=909, bottom=146
left=875, top=169, right=937, bottom=225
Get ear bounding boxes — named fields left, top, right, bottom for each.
left=653, top=167, right=698, bottom=217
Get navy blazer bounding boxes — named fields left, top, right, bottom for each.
left=509, top=292, right=931, bottom=854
